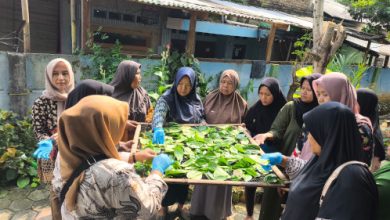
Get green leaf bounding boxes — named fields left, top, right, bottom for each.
left=17, top=176, right=30, bottom=188
left=186, top=170, right=203, bottom=180
left=174, top=145, right=184, bottom=162
left=213, top=167, right=230, bottom=181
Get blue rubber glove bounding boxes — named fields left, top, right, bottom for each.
left=260, top=152, right=283, bottom=172
left=33, top=139, right=53, bottom=159
left=152, top=127, right=165, bottom=144
left=151, top=154, right=173, bottom=174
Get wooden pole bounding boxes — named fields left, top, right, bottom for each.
left=384, top=56, right=389, bottom=68
left=185, top=13, right=197, bottom=55
left=364, top=40, right=371, bottom=63
left=21, top=0, right=30, bottom=53
left=81, top=0, right=90, bottom=50
left=265, top=23, right=277, bottom=62
left=70, top=0, right=77, bottom=53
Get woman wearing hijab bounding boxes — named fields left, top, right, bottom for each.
left=357, top=88, right=386, bottom=171
left=244, top=77, right=286, bottom=220
left=65, top=79, right=113, bottom=109
left=52, top=95, right=172, bottom=219
left=313, top=72, right=374, bottom=165
left=32, top=58, right=75, bottom=141
left=261, top=102, right=378, bottom=220
left=190, top=69, right=247, bottom=220
left=152, top=67, right=205, bottom=217
left=111, top=60, right=152, bottom=122
left=253, top=73, right=321, bottom=220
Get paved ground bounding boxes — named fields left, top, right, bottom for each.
left=0, top=185, right=51, bottom=220
left=0, top=185, right=260, bottom=220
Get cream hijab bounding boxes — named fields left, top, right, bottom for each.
left=42, top=58, right=75, bottom=116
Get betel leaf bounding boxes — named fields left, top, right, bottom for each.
left=165, top=169, right=188, bottom=177
left=213, top=167, right=230, bottom=181
left=174, top=145, right=184, bottom=162
left=138, top=124, right=282, bottom=183
left=186, top=170, right=203, bottom=180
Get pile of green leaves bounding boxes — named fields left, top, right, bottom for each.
left=137, top=124, right=282, bottom=184
left=0, top=110, right=39, bottom=188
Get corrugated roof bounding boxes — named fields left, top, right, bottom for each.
left=324, top=0, right=353, bottom=21
left=346, top=36, right=390, bottom=56
left=129, top=0, right=313, bottom=29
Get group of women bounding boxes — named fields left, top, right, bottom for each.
left=31, top=57, right=389, bottom=220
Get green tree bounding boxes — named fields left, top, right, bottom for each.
left=339, top=0, right=390, bottom=35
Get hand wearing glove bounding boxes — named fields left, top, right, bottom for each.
left=151, top=154, right=173, bottom=174
left=260, top=152, right=283, bottom=172
left=33, top=139, right=53, bottom=159
left=152, top=127, right=165, bottom=144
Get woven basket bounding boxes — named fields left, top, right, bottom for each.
left=37, top=159, right=55, bottom=184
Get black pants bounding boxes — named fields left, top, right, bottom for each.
left=245, top=186, right=257, bottom=216
left=259, top=188, right=282, bottom=220
left=162, top=184, right=189, bottom=207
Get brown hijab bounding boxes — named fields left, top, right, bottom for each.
left=42, top=58, right=75, bottom=116
left=204, top=70, right=247, bottom=124
left=58, top=95, right=128, bottom=210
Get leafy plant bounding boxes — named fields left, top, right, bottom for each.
left=144, top=46, right=213, bottom=104
left=0, top=110, right=39, bottom=188
left=81, top=27, right=129, bottom=83
left=136, top=123, right=282, bottom=184
left=327, top=52, right=368, bottom=88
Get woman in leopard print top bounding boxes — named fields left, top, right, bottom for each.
left=31, top=58, right=75, bottom=141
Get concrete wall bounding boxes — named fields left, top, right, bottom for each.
left=1, top=52, right=390, bottom=115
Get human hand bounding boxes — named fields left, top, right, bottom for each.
left=260, top=152, right=283, bottom=171
left=152, top=127, right=165, bottom=144
left=33, top=139, right=53, bottom=159
left=50, top=133, right=58, bottom=144
left=136, top=148, right=157, bottom=162
left=151, top=154, right=173, bottom=174
left=370, top=156, right=381, bottom=172
left=253, top=133, right=267, bottom=145
left=118, top=140, right=134, bottom=152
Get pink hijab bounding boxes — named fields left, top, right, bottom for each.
left=312, top=72, right=372, bottom=129
left=42, top=58, right=75, bottom=116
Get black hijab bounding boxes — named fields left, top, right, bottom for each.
left=110, top=60, right=151, bottom=122
left=65, top=79, right=113, bottom=109
left=160, top=67, right=204, bottom=123
left=245, top=77, right=286, bottom=136
left=357, top=88, right=386, bottom=160
left=282, top=102, right=364, bottom=220
left=293, top=73, right=322, bottom=128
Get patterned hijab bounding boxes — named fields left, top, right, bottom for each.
left=312, top=72, right=372, bottom=129
left=42, top=58, right=75, bottom=116
left=110, top=60, right=151, bottom=122
left=58, top=95, right=127, bottom=211
left=160, top=67, right=204, bottom=123
left=204, top=69, right=247, bottom=124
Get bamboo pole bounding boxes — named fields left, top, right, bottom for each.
left=21, top=0, right=30, bottom=52
left=70, top=0, right=77, bottom=53
left=131, top=124, right=142, bottom=153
